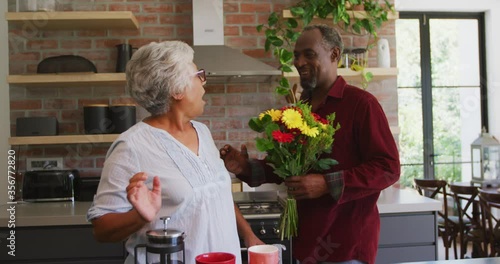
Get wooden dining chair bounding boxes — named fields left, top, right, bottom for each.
left=414, top=179, right=459, bottom=260
left=449, top=183, right=486, bottom=258
left=478, top=189, right=500, bottom=257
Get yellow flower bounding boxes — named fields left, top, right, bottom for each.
left=267, top=109, right=282, bottom=121
left=300, top=124, right=319, bottom=137
left=281, top=109, right=303, bottom=129
left=259, top=109, right=282, bottom=121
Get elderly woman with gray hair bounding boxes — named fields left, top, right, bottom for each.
left=87, top=41, right=262, bottom=264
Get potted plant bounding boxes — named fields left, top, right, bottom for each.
left=258, top=0, right=395, bottom=99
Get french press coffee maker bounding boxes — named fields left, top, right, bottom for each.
left=135, top=216, right=186, bottom=264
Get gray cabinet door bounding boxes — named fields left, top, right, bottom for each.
left=377, top=245, right=436, bottom=264
left=0, top=226, right=125, bottom=263
left=377, top=212, right=437, bottom=264
left=379, top=213, right=436, bottom=245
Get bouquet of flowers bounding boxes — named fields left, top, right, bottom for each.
left=248, top=101, right=340, bottom=240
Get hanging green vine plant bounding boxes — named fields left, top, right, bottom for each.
left=257, top=0, right=395, bottom=98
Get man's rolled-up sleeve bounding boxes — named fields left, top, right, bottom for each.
left=324, top=171, right=344, bottom=201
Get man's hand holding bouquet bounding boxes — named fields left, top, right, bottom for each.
left=249, top=101, right=340, bottom=240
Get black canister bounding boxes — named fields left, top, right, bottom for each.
left=116, top=44, right=137, bottom=72
left=83, top=104, right=113, bottom=134
left=110, top=104, right=136, bottom=134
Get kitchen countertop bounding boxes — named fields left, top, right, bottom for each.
left=377, top=186, right=441, bottom=214
left=396, top=257, right=500, bottom=264
left=0, top=187, right=440, bottom=227
left=0, top=201, right=93, bottom=227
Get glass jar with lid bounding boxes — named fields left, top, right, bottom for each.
left=18, top=0, right=56, bottom=12
left=351, top=48, right=368, bottom=68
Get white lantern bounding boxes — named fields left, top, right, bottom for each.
left=471, top=128, right=500, bottom=185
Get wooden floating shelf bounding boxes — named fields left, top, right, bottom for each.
left=5, top=11, right=139, bottom=30
left=284, top=67, right=398, bottom=80
left=8, top=73, right=126, bottom=86
left=282, top=9, right=399, bottom=20
left=8, top=128, right=400, bottom=145
left=9, top=134, right=119, bottom=145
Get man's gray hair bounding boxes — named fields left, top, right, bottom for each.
left=303, top=24, right=344, bottom=57
left=126, top=41, right=194, bottom=116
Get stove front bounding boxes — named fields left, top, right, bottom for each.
left=233, top=192, right=293, bottom=264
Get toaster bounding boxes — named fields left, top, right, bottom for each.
left=74, top=176, right=100, bottom=202
left=22, top=170, right=79, bottom=202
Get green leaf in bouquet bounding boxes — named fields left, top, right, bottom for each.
left=265, top=153, right=280, bottom=165
left=269, top=163, right=292, bottom=179
left=288, top=159, right=302, bottom=176
left=326, top=112, right=336, bottom=122
left=333, top=122, right=341, bottom=132
left=261, top=113, right=272, bottom=123
left=249, top=114, right=273, bottom=132
left=256, top=138, right=274, bottom=152
left=248, top=117, right=264, bottom=132
left=264, top=122, right=280, bottom=138
left=279, top=145, right=293, bottom=156
left=314, top=158, right=339, bottom=171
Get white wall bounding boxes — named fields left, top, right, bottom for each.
left=396, top=0, right=500, bottom=139
left=0, top=1, right=10, bottom=205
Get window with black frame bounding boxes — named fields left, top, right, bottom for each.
left=396, top=12, right=487, bottom=187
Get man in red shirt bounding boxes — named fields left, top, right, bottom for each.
left=220, top=24, right=400, bottom=264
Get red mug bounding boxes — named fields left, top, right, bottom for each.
left=248, top=245, right=280, bottom=264
left=195, top=252, right=236, bottom=264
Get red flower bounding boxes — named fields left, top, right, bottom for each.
left=272, top=130, right=295, bottom=143
left=312, top=113, right=328, bottom=124
left=280, top=105, right=303, bottom=115
left=288, top=128, right=301, bottom=135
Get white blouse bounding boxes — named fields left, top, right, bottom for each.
left=87, top=121, right=241, bottom=264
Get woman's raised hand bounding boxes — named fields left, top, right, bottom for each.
left=126, top=172, right=162, bottom=222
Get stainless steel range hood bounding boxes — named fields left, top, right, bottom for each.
left=193, top=46, right=281, bottom=83
left=192, top=0, right=281, bottom=83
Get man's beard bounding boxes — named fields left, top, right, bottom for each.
left=300, top=77, right=317, bottom=91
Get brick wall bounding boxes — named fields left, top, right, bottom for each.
left=8, top=0, right=397, bottom=178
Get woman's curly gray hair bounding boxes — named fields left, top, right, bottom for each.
left=126, top=41, right=194, bottom=116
